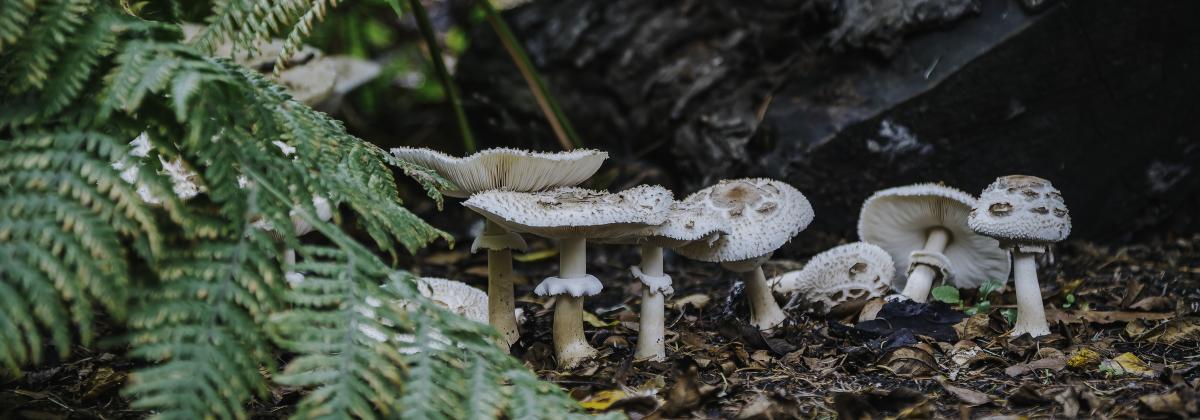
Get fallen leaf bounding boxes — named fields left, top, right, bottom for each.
left=881, top=343, right=937, bottom=377
left=1138, top=392, right=1184, bottom=414
left=423, top=251, right=467, bottom=266
left=1149, top=317, right=1200, bottom=344
left=580, top=390, right=627, bottom=411
left=1129, top=296, right=1173, bottom=312
left=954, top=313, right=992, bottom=340
left=1008, top=383, right=1050, bottom=407
left=1099, top=352, right=1155, bottom=377
left=832, top=388, right=925, bottom=420
left=936, top=376, right=991, bottom=406
left=1005, top=356, right=1066, bottom=377
left=583, top=311, right=618, bottom=328
left=673, top=293, right=711, bottom=310
left=857, top=298, right=886, bottom=322
left=1047, top=309, right=1173, bottom=325
left=1066, top=347, right=1102, bottom=370
left=736, top=392, right=803, bottom=419
left=513, top=248, right=557, bottom=262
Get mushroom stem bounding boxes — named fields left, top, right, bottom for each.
left=635, top=244, right=666, bottom=361
left=901, top=226, right=950, bottom=302
left=553, top=237, right=597, bottom=368
left=487, top=252, right=519, bottom=347
left=1011, top=251, right=1050, bottom=337
left=742, top=266, right=787, bottom=331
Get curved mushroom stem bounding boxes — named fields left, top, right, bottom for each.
left=553, top=237, right=597, bottom=368
left=901, top=227, right=950, bottom=302
left=742, top=266, right=787, bottom=331
left=635, top=244, right=667, bottom=361
left=483, top=220, right=521, bottom=348
left=1011, top=251, right=1050, bottom=337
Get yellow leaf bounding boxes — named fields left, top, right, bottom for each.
left=1100, top=352, right=1155, bottom=377
left=580, top=390, right=627, bottom=411
left=583, top=311, right=617, bottom=328
left=1066, top=347, right=1101, bottom=370
left=514, top=248, right=558, bottom=262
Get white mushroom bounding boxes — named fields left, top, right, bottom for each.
left=593, top=199, right=730, bottom=361
left=770, top=242, right=894, bottom=314
left=391, top=147, right=608, bottom=198
left=675, top=179, right=814, bottom=331
left=393, top=147, right=608, bottom=348
left=969, top=175, right=1071, bottom=338
left=464, top=185, right=672, bottom=368
left=858, top=183, right=1011, bottom=302
left=414, top=277, right=489, bottom=323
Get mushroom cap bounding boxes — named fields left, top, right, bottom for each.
left=592, top=199, right=731, bottom=248
left=277, top=58, right=338, bottom=105
left=770, top=242, right=894, bottom=314
left=390, top=147, right=608, bottom=198
left=674, top=178, right=814, bottom=263
left=463, top=185, right=673, bottom=239
left=323, top=56, right=381, bottom=95
left=969, top=175, right=1071, bottom=248
left=415, top=277, right=488, bottom=324
left=858, top=183, right=1010, bottom=291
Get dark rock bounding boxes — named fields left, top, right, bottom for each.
left=457, top=0, right=1200, bottom=250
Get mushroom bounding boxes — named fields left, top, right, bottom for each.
left=968, top=175, right=1071, bottom=338
left=391, top=147, right=607, bottom=348
left=674, top=179, right=814, bottom=331
left=770, top=242, right=894, bottom=314
left=464, top=185, right=672, bottom=368
left=413, top=277, right=489, bottom=324
left=593, top=199, right=730, bottom=361
left=858, top=183, right=1011, bottom=302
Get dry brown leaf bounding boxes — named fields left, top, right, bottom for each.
left=954, top=313, right=992, bottom=341
left=1005, top=356, right=1066, bottom=377
left=1129, top=296, right=1173, bottom=312
left=673, top=294, right=712, bottom=310
left=936, top=376, right=991, bottom=406
left=423, top=251, right=467, bottom=266
left=1149, top=317, right=1200, bottom=344
left=881, top=344, right=937, bottom=377
left=1047, top=309, right=1174, bottom=325
left=1139, top=392, right=1184, bottom=414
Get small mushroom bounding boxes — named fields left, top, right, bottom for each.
left=593, top=199, right=730, bottom=361
left=674, top=179, right=814, bottom=331
left=393, top=147, right=608, bottom=348
left=414, top=277, right=489, bottom=324
left=770, top=242, right=894, bottom=314
left=858, top=183, right=1011, bottom=302
left=465, top=185, right=672, bottom=368
left=969, top=175, right=1071, bottom=338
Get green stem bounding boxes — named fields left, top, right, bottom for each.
left=479, top=0, right=582, bottom=150
left=390, top=0, right=477, bottom=153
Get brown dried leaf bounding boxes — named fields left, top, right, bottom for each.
left=1005, top=356, right=1066, bottom=377
left=936, top=376, right=991, bottom=406
left=1129, top=296, right=1173, bottom=312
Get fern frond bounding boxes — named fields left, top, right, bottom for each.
left=124, top=235, right=280, bottom=419
left=1, top=0, right=91, bottom=92
left=0, top=0, right=36, bottom=53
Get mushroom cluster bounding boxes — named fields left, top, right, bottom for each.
left=391, top=146, right=1074, bottom=365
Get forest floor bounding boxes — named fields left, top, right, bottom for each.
left=3, top=233, right=1198, bottom=419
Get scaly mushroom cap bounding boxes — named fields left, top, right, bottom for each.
left=770, top=242, right=894, bottom=314
left=463, top=185, right=673, bottom=239
left=390, top=147, right=608, bottom=198
left=969, top=175, right=1071, bottom=250
left=674, top=178, right=814, bottom=263
left=858, top=183, right=1010, bottom=291
left=593, top=199, right=731, bottom=248
left=416, top=277, right=488, bottom=324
